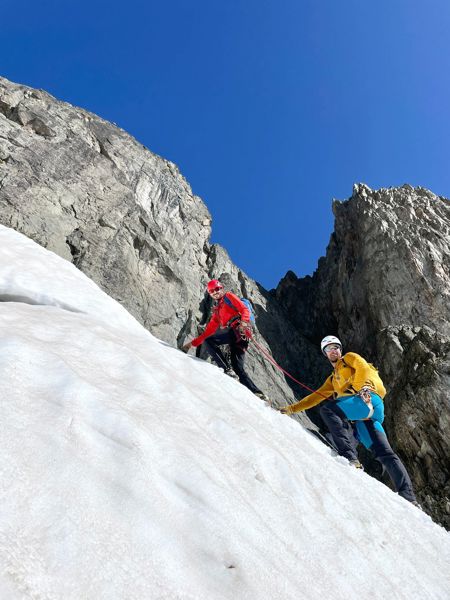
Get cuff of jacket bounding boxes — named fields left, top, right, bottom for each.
left=286, top=402, right=307, bottom=414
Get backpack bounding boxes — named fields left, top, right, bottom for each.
left=223, top=294, right=256, bottom=323
left=341, top=356, right=387, bottom=399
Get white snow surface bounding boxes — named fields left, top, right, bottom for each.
left=0, top=224, right=449, bottom=600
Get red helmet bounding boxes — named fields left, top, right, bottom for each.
left=206, top=279, right=223, bottom=292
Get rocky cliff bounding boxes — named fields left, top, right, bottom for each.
left=0, top=76, right=312, bottom=415
left=275, top=184, right=450, bottom=526
left=1, top=77, right=449, bottom=527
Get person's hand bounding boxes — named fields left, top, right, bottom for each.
left=181, top=341, right=192, bottom=353
left=279, top=405, right=293, bottom=415
left=238, top=322, right=252, bottom=340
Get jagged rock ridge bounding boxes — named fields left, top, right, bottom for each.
left=275, top=184, right=450, bottom=526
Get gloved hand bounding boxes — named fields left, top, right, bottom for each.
left=238, top=322, right=252, bottom=340
left=181, top=341, right=192, bottom=353
left=279, top=405, right=294, bottom=415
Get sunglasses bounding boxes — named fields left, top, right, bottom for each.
left=209, top=286, right=223, bottom=294
left=324, top=344, right=341, bottom=353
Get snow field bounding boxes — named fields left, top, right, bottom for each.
left=0, top=225, right=449, bottom=600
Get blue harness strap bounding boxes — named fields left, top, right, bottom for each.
left=223, top=294, right=255, bottom=323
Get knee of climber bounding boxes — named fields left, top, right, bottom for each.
left=365, top=422, right=396, bottom=459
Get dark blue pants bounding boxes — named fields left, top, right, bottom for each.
left=202, top=328, right=261, bottom=394
left=320, top=394, right=416, bottom=502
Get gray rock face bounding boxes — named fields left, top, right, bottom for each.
left=378, top=326, right=450, bottom=523
left=1, top=77, right=449, bottom=526
left=275, top=184, right=450, bottom=527
left=0, top=76, right=303, bottom=412
left=204, top=244, right=320, bottom=424
left=0, top=77, right=213, bottom=346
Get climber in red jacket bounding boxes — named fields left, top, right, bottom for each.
left=183, top=279, right=266, bottom=399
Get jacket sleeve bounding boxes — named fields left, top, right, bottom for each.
left=191, top=312, right=220, bottom=347
left=226, top=292, right=251, bottom=323
left=343, top=352, right=377, bottom=391
left=288, top=376, right=335, bottom=413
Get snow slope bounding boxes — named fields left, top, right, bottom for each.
left=0, top=225, right=449, bottom=600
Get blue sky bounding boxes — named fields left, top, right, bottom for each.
left=3, top=1, right=450, bottom=289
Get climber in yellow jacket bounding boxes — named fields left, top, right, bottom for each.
left=280, top=336, right=418, bottom=505
left=284, top=346, right=386, bottom=413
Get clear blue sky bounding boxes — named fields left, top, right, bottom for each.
left=3, top=1, right=450, bottom=289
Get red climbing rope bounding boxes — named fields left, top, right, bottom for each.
left=251, top=339, right=329, bottom=399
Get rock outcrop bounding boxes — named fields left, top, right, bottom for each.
left=0, top=77, right=212, bottom=345
left=0, top=76, right=304, bottom=414
left=1, top=77, right=449, bottom=526
left=275, top=184, right=450, bottom=526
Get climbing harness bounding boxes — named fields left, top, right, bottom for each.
left=359, top=386, right=374, bottom=418
left=238, top=323, right=252, bottom=342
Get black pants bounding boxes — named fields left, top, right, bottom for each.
left=320, top=399, right=416, bottom=502
left=202, top=328, right=261, bottom=394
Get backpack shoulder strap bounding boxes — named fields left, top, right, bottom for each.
left=223, top=293, right=239, bottom=313
left=341, top=354, right=354, bottom=370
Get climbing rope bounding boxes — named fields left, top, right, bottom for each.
left=250, top=338, right=329, bottom=400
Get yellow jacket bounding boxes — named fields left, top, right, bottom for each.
left=287, top=352, right=386, bottom=414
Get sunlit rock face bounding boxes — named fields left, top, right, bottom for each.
left=0, top=76, right=305, bottom=412
left=1, top=77, right=449, bottom=526
left=275, top=184, right=450, bottom=527
left=0, top=76, right=214, bottom=347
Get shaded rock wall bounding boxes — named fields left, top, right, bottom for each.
left=275, top=184, right=450, bottom=526
left=204, top=244, right=322, bottom=425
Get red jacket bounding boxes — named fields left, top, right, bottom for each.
left=191, top=292, right=251, bottom=347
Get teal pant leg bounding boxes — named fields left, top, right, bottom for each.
left=355, top=420, right=386, bottom=449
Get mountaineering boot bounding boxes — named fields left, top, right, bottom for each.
left=224, top=368, right=239, bottom=380
left=349, top=459, right=364, bottom=470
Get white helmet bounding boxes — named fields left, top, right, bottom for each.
left=321, top=335, right=342, bottom=355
